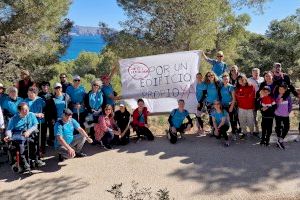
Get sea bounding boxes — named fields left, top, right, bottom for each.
left=60, top=35, right=106, bottom=61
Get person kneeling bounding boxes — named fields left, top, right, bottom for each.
left=168, top=99, right=193, bottom=144
left=211, top=101, right=230, bottom=147
left=54, top=109, right=92, bottom=162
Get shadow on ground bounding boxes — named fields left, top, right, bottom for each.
left=108, top=131, right=300, bottom=195
left=0, top=176, right=88, bottom=200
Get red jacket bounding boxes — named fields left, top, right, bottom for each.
left=235, top=84, right=255, bottom=109
left=132, top=107, right=149, bottom=127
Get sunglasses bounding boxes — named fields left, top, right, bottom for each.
left=93, top=84, right=100, bottom=87
left=60, top=76, right=66, bottom=79
left=207, top=75, right=214, bottom=77
left=217, top=55, right=223, bottom=58
left=73, top=79, right=80, bottom=82
left=54, top=87, right=61, bottom=90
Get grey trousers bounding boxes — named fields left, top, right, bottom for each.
left=58, top=134, right=86, bottom=159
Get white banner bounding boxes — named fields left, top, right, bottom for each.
left=119, top=50, right=201, bottom=113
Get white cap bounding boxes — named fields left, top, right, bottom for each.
left=54, top=82, right=62, bottom=88
left=73, top=75, right=81, bottom=80
left=0, top=83, right=4, bottom=88
left=119, top=101, right=126, bottom=107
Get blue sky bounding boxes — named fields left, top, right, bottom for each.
left=67, top=0, right=300, bottom=34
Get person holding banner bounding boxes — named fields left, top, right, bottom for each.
left=132, top=99, right=154, bottom=141
left=196, top=73, right=206, bottom=135
left=202, top=51, right=228, bottom=78
left=168, top=99, right=193, bottom=144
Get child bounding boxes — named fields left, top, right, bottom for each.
left=274, top=83, right=292, bottom=149
left=195, top=73, right=206, bottom=135
left=211, top=100, right=231, bottom=147
left=258, top=86, right=276, bottom=146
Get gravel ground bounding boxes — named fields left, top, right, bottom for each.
left=1, top=132, right=300, bottom=200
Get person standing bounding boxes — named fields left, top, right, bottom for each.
left=248, top=68, right=264, bottom=136
left=235, top=75, right=256, bottom=139
left=195, top=73, right=206, bottom=135
left=1, top=87, right=23, bottom=119
left=258, top=86, right=276, bottom=146
left=202, top=51, right=228, bottom=78
left=274, top=84, right=292, bottom=149
left=59, top=73, right=71, bottom=93
left=16, top=69, right=35, bottom=99
left=66, top=75, right=86, bottom=128
left=101, top=74, right=120, bottom=110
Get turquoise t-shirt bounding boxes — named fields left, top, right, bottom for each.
left=54, top=118, right=80, bottom=148
left=24, top=97, right=46, bottom=123
left=211, top=110, right=229, bottom=126
left=66, top=85, right=86, bottom=113
left=54, top=95, right=67, bottom=119
left=170, top=109, right=189, bottom=129
left=207, top=59, right=228, bottom=77
left=7, top=112, right=38, bottom=140
left=206, top=83, right=219, bottom=104
left=220, top=84, right=234, bottom=106
left=2, top=97, right=23, bottom=117
left=89, top=90, right=103, bottom=110
left=101, top=84, right=115, bottom=106
left=196, top=82, right=207, bottom=102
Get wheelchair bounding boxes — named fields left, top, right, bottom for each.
left=6, top=130, right=44, bottom=174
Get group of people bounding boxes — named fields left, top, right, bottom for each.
left=0, top=50, right=299, bottom=173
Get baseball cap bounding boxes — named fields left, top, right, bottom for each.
left=73, top=75, right=81, bottom=80
left=274, top=62, right=281, bottom=67
left=119, top=101, right=126, bottom=107
left=54, top=82, right=62, bottom=89
left=262, top=86, right=271, bottom=91
left=0, top=83, right=4, bottom=89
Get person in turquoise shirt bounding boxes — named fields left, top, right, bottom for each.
left=1, top=86, right=23, bottom=119
left=168, top=99, right=193, bottom=144
left=101, top=74, right=120, bottom=110
left=54, top=108, right=92, bottom=162
left=202, top=51, right=228, bottom=78
left=24, top=86, right=47, bottom=154
left=195, top=73, right=206, bottom=135
left=66, top=75, right=86, bottom=127
left=220, top=73, right=238, bottom=138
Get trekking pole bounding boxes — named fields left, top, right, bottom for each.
left=39, top=109, right=42, bottom=153
left=77, top=105, right=80, bottom=122
left=27, top=138, right=32, bottom=174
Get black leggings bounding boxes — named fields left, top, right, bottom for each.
left=223, top=106, right=238, bottom=134
left=216, top=124, right=229, bottom=141
left=261, top=117, right=274, bottom=144
left=112, top=129, right=130, bottom=145
left=275, top=115, right=290, bottom=139
left=168, top=123, right=190, bottom=144
left=135, top=126, right=154, bottom=140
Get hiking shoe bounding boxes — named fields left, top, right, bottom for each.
left=103, top=144, right=112, bottom=150
left=35, top=159, right=46, bottom=167
left=260, top=140, right=265, bottom=145
left=75, top=152, right=87, bottom=157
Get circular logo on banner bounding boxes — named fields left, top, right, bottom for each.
left=128, top=62, right=150, bottom=80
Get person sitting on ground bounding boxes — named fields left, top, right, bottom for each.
left=211, top=100, right=231, bottom=147
left=114, top=101, right=131, bottom=145
left=1, top=87, right=23, bottom=119
left=24, top=87, right=47, bottom=155
left=168, top=99, right=193, bottom=144
left=4, top=102, right=45, bottom=171
left=132, top=99, right=154, bottom=141
left=54, top=109, right=92, bottom=162
left=94, top=105, right=121, bottom=150
left=202, top=51, right=228, bottom=78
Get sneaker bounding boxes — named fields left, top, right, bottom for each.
left=260, top=140, right=265, bottom=145
left=35, top=159, right=46, bottom=167
left=103, top=144, right=112, bottom=150
left=277, top=140, right=285, bottom=150
left=75, top=152, right=87, bottom=157
left=265, top=142, right=270, bottom=147
left=22, top=162, right=31, bottom=172
left=294, top=135, right=300, bottom=142
left=58, top=154, right=65, bottom=162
